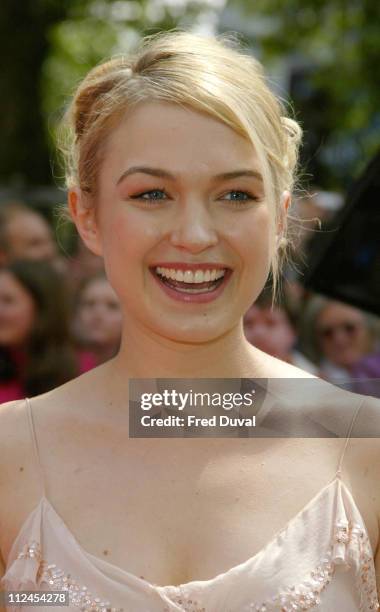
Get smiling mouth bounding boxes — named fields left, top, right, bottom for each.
left=150, top=266, right=231, bottom=294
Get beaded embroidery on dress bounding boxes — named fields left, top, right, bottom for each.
left=1, top=398, right=379, bottom=611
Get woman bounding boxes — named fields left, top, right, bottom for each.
left=243, top=286, right=318, bottom=375
left=0, top=202, right=58, bottom=266
left=0, top=259, right=94, bottom=403
left=300, top=294, right=380, bottom=396
left=73, top=272, right=122, bottom=365
left=0, top=31, right=379, bottom=610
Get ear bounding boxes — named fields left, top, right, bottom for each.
left=68, top=188, right=103, bottom=256
left=277, top=190, right=291, bottom=235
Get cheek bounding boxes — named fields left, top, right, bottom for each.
left=354, top=329, right=369, bottom=351
left=108, top=314, right=122, bottom=336
left=101, top=217, right=139, bottom=289
left=10, top=301, right=35, bottom=340
left=22, top=302, right=36, bottom=330
left=104, top=211, right=160, bottom=265
left=110, top=309, right=122, bottom=324
left=99, top=309, right=118, bottom=327
left=79, top=308, right=94, bottom=326
left=102, top=212, right=163, bottom=299
left=320, top=340, right=332, bottom=355
left=228, top=208, right=272, bottom=277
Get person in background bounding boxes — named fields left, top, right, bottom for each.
left=243, top=287, right=318, bottom=374
left=73, top=272, right=122, bottom=365
left=0, top=201, right=58, bottom=264
left=0, top=259, right=95, bottom=403
left=279, top=188, right=344, bottom=324
left=300, top=295, right=380, bottom=395
left=64, top=232, right=106, bottom=293
left=1, top=30, right=380, bottom=606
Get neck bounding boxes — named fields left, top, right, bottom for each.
left=109, top=319, right=266, bottom=381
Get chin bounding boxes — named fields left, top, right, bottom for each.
left=152, top=319, right=231, bottom=345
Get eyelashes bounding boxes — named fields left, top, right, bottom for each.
left=223, top=191, right=260, bottom=205
left=129, top=188, right=261, bottom=207
left=130, top=189, right=168, bottom=202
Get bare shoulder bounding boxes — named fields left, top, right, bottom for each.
left=265, top=353, right=374, bottom=433
left=343, top=398, right=380, bottom=531
left=254, top=350, right=346, bottom=425
left=0, top=367, right=105, bottom=563
left=261, top=351, right=380, bottom=453
left=348, top=394, right=380, bottom=481
left=303, top=383, right=380, bottom=439
left=0, top=399, right=32, bottom=514
left=260, top=355, right=380, bottom=526
left=256, top=349, right=318, bottom=379
left=0, top=398, right=31, bottom=479
left=0, top=399, right=35, bottom=561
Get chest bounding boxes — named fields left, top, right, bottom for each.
left=6, top=436, right=378, bottom=587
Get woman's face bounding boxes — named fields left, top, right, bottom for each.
left=6, top=211, right=57, bottom=261
left=0, top=271, right=36, bottom=347
left=244, top=304, right=295, bottom=359
left=316, top=302, right=371, bottom=368
left=77, top=277, right=122, bottom=347
left=77, top=101, right=277, bottom=344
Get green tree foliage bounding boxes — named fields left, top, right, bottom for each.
left=229, top=0, right=380, bottom=187
left=0, top=0, right=67, bottom=185
left=0, top=0, right=208, bottom=187
left=2, top=0, right=378, bottom=189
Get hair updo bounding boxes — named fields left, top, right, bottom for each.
left=58, top=29, right=302, bottom=302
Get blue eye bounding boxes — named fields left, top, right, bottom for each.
left=222, top=191, right=259, bottom=208
left=131, top=189, right=167, bottom=202
left=129, top=189, right=259, bottom=206
left=223, top=191, right=255, bottom=202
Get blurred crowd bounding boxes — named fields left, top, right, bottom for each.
left=244, top=189, right=380, bottom=397
left=0, top=195, right=379, bottom=403
left=0, top=201, right=122, bottom=403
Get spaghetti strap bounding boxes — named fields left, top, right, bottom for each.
left=25, top=397, right=47, bottom=498
left=335, top=398, right=365, bottom=479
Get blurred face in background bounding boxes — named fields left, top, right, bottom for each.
left=244, top=303, right=295, bottom=360
left=76, top=277, right=122, bottom=348
left=0, top=270, right=36, bottom=347
left=316, top=301, right=371, bottom=368
left=5, top=211, right=57, bottom=261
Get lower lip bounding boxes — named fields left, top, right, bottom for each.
left=150, top=269, right=233, bottom=303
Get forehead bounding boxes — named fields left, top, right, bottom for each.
left=0, top=270, right=26, bottom=293
left=7, top=213, right=50, bottom=238
left=82, top=278, right=116, bottom=296
left=100, top=100, right=261, bottom=183
left=318, top=302, right=364, bottom=323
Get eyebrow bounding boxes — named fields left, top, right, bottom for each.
left=116, top=165, right=263, bottom=185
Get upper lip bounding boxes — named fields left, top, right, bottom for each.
left=151, top=262, right=230, bottom=271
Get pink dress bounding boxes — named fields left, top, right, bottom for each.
left=1, top=398, right=378, bottom=611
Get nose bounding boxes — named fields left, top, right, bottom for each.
left=169, top=198, right=218, bottom=253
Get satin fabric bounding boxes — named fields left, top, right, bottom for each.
left=1, top=476, right=378, bottom=611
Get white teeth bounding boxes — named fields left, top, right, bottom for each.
left=155, top=267, right=226, bottom=283
left=183, top=270, right=194, bottom=283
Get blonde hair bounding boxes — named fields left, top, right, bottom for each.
left=58, top=29, right=302, bottom=302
